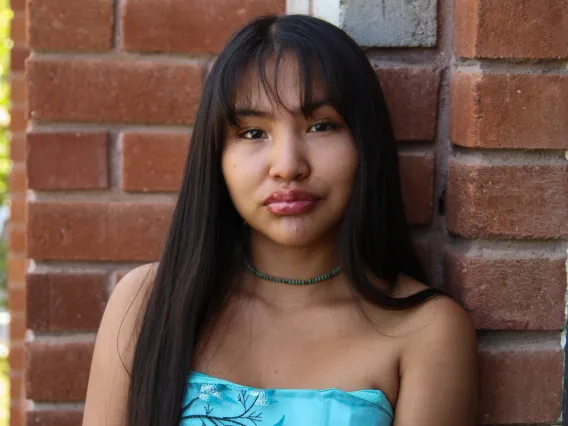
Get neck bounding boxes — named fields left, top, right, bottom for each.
left=240, top=229, right=349, bottom=309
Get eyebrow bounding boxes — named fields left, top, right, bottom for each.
left=234, top=99, right=332, bottom=118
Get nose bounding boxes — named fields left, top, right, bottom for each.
left=268, top=129, right=310, bottom=182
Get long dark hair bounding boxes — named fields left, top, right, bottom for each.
left=126, top=14, right=445, bottom=426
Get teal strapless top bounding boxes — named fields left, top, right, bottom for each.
left=181, top=372, right=393, bottom=425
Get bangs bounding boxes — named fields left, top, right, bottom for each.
left=213, top=26, right=347, bottom=136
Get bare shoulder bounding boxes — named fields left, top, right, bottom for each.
left=391, top=277, right=479, bottom=425
left=83, top=262, right=158, bottom=426
left=393, top=274, right=476, bottom=346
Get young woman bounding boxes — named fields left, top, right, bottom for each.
left=84, top=14, right=478, bottom=426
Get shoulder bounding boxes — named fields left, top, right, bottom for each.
left=391, top=279, right=479, bottom=425
left=83, top=262, right=159, bottom=425
left=108, top=262, right=159, bottom=354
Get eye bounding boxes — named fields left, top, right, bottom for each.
left=238, top=128, right=266, bottom=140
left=308, top=121, right=339, bottom=133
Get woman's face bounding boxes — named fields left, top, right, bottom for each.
left=221, top=56, right=359, bottom=247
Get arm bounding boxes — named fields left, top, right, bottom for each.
left=82, top=263, right=157, bottom=426
left=393, top=298, right=479, bottom=426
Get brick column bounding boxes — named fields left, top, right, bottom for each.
left=8, top=0, right=29, bottom=425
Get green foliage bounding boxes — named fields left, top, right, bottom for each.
left=0, top=0, right=12, bottom=208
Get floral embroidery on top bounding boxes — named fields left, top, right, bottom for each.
left=181, top=383, right=285, bottom=426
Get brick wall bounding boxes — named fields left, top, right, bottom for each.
left=8, top=0, right=29, bottom=425
left=15, top=0, right=567, bottom=425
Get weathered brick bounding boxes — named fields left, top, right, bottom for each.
left=479, top=337, right=563, bottom=424
left=11, top=46, right=29, bottom=71
left=10, top=108, right=26, bottom=132
left=9, top=344, right=24, bottom=373
left=122, top=132, right=189, bottom=192
left=11, top=405, right=25, bottom=426
left=26, top=340, right=94, bottom=401
left=376, top=67, right=440, bottom=141
left=8, top=224, right=26, bottom=252
left=447, top=160, right=568, bottom=239
left=27, top=201, right=174, bottom=261
left=8, top=164, right=26, bottom=193
left=8, top=254, right=27, bottom=283
left=455, top=0, right=568, bottom=59
left=26, top=272, right=107, bottom=332
left=342, top=0, right=437, bottom=47
left=450, top=72, right=568, bottom=149
left=29, top=0, right=113, bottom=51
left=10, top=13, right=26, bottom=46
left=122, top=0, right=285, bottom=53
left=399, top=152, right=434, bottom=225
left=10, top=373, right=24, bottom=400
left=26, top=410, right=83, bottom=426
left=10, top=0, right=26, bottom=12
left=446, top=249, right=566, bottom=330
left=27, top=131, right=109, bottom=190
left=27, top=57, right=203, bottom=125
left=10, top=313, right=25, bottom=341
left=10, top=196, right=26, bottom=223
left=11, top=73, right=27, bottom=105
left=8, top=286, right=25, bottom=313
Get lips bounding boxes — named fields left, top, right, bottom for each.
left=264, top=189, right=321, bottom=215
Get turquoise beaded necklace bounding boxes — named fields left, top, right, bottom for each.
left=245, top=261, right=342, bottom=286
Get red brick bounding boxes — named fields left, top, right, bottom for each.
left=122, top=132, right=189, bottom=192
left=11, top=46, right=29, bottom=71
left=450, top=72, right=568, bottom=149
left=27, top=131, right=109, bottom=190
left=8, top=224, right=26, bottom=252
left=27, top=57, right=203, bottom=125
left=10, top=13, right=26, bottom=46
left=8, top=254, right=27, bottom=284
left=10, top=0, right=25, bottom=12
left=11, top=405, right=25, bottom=426
left=479, top=338, right=563, bottom=424
left=399, top=152, right=434, bottom=225
left=26, top=340, right=94, bottom=401
left=10, top=313, right=26, bottom=341
left=10, top=373, right=24, bottom=400
left=447, top=161, right=568, bottom=239
left=26, top=272, right=106, bottom=331
left=455, top=0, right=568, bottom=59
left=375, top=67, right=440, bottom=141
left=446, top=249, right=566, bottom=330
left=11, top=74, right=27, bottom=105
left=11, top=135, right=26, bottom=163
left=8, top=164, right=27, bottom=193
left=29, top=0, right=113, bottom=51
left=28, top=201, right=174, bottom=261
left=10, top=196, right=26, bottom=223
left=10, top=108, right=27, bottom=133
left=26, top=410, right=83, bottom=426
left=8, top=286, right=25, bottom=312
left=9, top=344, right=24, bottom=373
left=122, top=0, right=285, bottom=53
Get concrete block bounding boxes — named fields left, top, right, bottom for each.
left=340, top=0, right=437, bottom=47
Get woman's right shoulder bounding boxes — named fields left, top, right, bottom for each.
left=83, top=262, right=159, bottom=425
left=105, top=262, right=159, bottom=350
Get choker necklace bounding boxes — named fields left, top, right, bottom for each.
left=245, top=261, right=342, bottom=286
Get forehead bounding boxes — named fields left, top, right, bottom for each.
left=233, top=54, right=327, bottom=112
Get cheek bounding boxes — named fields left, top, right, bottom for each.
left=314, top=140, right=359, bottom=194
left=221, top=146, right=261, bottom=210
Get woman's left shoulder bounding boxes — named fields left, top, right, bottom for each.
left=393, top=275, right=477, bottom=354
